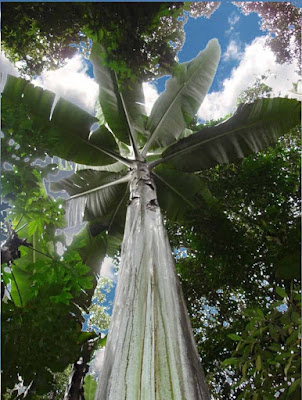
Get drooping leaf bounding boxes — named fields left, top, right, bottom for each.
left=98, top=335, right=107, bottom=348
left=2, top=75, right=117, bottom=166
left=288, top=377, right=301, bottom=396
left=90, top=42, right=148, bottom=145
left=255, top=354, right=262, bottom=371
left=161, top=98, right=301, bottom=171
left=77, top=331, right=98, bottom=345
left=144, top=38, right=221, bottom=151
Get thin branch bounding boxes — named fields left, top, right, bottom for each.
left=152, top=172, right=195, bottom=208
left=82, top=138, right=134, bottom=167
left=32, top=233, right=36, bottom=264
left=26, top=245, right=55, bottom=261
left=14, top=214, right=24, bottom=231
left=11, top=268, right=23, bottom=307
left=15, top=223, right=28, bottom=234
left=66, top=174, right=131, bottom=202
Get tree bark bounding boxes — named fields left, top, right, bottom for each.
left=96, top=163, right=210, bottom=399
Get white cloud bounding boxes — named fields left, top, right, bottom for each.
left=198, top=36, right=300, bottom=121
left=226, top=13, right=240, bottom=34
left=228, top=14, right=240, bottom=26
left=223, top=40, right=242, bottom=61
left=90, top=347, right=105, bottom=377
left=33, top=55, right=99, bottom=115
left=100, top=257, right=117, bottom=283
left=0, top=51, right=159, bottom=118
left=143, top=82, right=159, bottom=115
left=0, top=53, right=99, bottom=115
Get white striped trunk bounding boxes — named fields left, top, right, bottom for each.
left=96, top=164, right=209, bottom=399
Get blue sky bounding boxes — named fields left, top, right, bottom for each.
left=155, top=2, right=262, bottom=94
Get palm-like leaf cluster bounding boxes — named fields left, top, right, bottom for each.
left=2, top=38, right=300, bottom=249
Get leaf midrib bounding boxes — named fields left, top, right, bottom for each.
left=160, top=108, right=290, bottom=165
left=143, top=45, right=216, bottom=155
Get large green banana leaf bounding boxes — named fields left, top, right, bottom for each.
left=143, top=38, right=221, bottom=152
left=1, top=75, right=118, bottom=166
left=160, top=98, right=301, bottom=172
left=90, top=42, right=148, bottom=146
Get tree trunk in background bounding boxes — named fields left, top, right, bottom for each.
left=64, top=340, right=95, bottom=400
left=96, top=163, right=209, bottom=399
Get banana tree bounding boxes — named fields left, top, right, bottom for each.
left=1, top=38, right=300, bottom=399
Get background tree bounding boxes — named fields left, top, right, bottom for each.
left=237, top=75, right=273, bottom=104
left=1, top=2, right=220, bottom=79
left=235, top=2, right=301, bottom=68
left=167, top=84, right=301, bottom=398
left=1, top=107, right=112, bottom=398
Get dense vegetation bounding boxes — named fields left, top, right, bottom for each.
left=1, top=2, right=300, bottom=399
left=168, top=127, right=301, bottom=399
left=1, top=2, right=219, bottom=79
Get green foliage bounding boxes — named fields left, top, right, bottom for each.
left=1, top=3, right=86, bottom=76
left=237, top=76, right=273, bottom=105
left=1, top=2, right=219, bottom=80
left=168, top=128, right=301, bottom=398
left=2, top=251, right=93, bottom=393
left=1, top=162, right=65, bottom=247
left=1, top=116, right=112, bottom=397
left=86, top=277, right=113, bottom=332
left=225, top=285, right=301, bottom=399
left=236, top=2, right=301, bottom=67
left=83, top=375, right=98, bottom=400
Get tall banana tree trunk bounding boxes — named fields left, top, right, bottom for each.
left=96, top=163, right=209, bottom=399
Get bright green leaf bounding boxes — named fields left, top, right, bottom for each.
left=228, top=333, right=242, bottom=341
left=276, top=286, right=287, bottom=298
left=84, top=375, right=97, bottom=400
